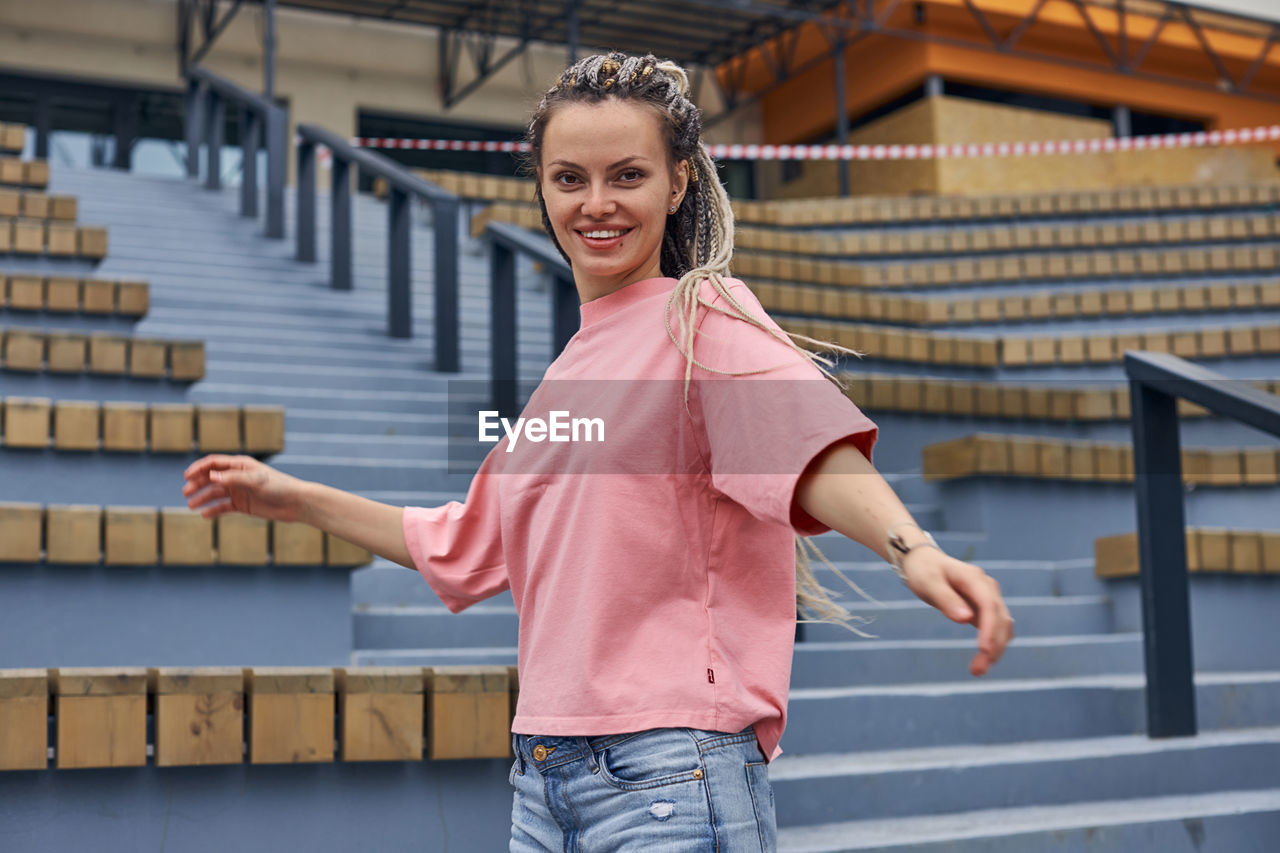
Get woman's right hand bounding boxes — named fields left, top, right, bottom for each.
left=182, top=454, right=311, bottom=523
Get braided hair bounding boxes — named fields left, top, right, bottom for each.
left=522, top=51, right=878, bottom=635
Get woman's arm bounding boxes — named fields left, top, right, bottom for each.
left=794, top=440, right=1015, bottom=676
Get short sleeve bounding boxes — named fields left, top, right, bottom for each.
left=689, top=279, right=878, bottom=535
left=401, top=447, right=510, bottom=613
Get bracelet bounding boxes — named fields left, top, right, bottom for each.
left=886, top=526, right=942, bottom=582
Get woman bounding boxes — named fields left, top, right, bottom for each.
left=182, top=52, right=1014, bottom=852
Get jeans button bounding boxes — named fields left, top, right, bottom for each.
left=533, top=744, right=549, bottom=761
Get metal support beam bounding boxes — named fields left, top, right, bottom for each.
left=264, top=104, right=286, bottom=239
left=833, top=37, right=850, bottom=198
left=388, top=187, right=412, bottom=339
left=204, top=90, right=224, bottom=190
left=263, top=0, right=277, bottom=99
left=490, top=240, right=518, bottom=420
left=188, top=0, right=243, bottom=69
left=112, top=99, right=137, bottom=171
left=330, top=158, right=352, bottom=291
left=925, top=74, right=944, bottom=97
left=33, top=98, right=51, bottom=160
left=184, top=79, right=203, bottom=178
left=567, top=0, right=580, bottom=65
left=240, top=107, right=261, bottom=218
left=296, top=140, right=316, bottom=263
left=1129, top=378, right=1196, bottom=738
left=434, top=198, right=460, bottom=371
left=1113, top=104, right=1133, bottom=138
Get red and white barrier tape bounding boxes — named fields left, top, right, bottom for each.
left=335, top=125, right=1280, bottom=160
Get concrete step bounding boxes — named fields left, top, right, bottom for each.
left=352, top=603, right=518, bottom=648
left=776, top=786, right=1280, bottom=852
left=801, top=594, right=1111, bottom=641
left=781, top=671, right=1280, bottom=754
left=770, top=725, right=1280, bottom=828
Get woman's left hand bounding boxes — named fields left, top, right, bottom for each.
left=898, top=547, right=1015, bottom=676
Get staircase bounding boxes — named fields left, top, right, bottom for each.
left=14, top=162, right=1280, bottom=849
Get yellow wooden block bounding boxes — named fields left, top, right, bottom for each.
left=216, top=514, right=269, bottom=564
left=197, top=405, right=242, bottom=453
left=1243, top=449, right=1278, bottom=486
left=102, top=402, right=147, bottom=451
left=0, top=669, right=49, bottom=770
left=246, top=667, right=335, bottom=764
left=1038, top=440, right=1068, bottom=479
left=428, top=666, right=511, bottom=760
left=46, top=332, right=87, bottom=373
left=45, top=277, right=79, bottom=312
left=128, top=338, right=167, bottom=378
left=1095, top=445, right=1129, bottom=482
left=116, top=281, right=149, bottom=316
left=45, top=505, right=101, bottom=563
left=0, top=189, right=17, bottom=218
left=88, top=334, right=127, bottom=374
left=53, top=668, right=148, bottom=769
left=1065, top=442, right=1097, bottom=480
left=78, top=226, right=108, bottom=259
left=337, top=667, right=425, bottom=762
left=46, top=223, right=77, bottom=256
left=1262, top=532, right=1280, bottom=573
left=170, top=341, right=205, bottom=381
left=152, top=667, right=244, bottom=767
left=13, top=218, right=44, bottom=254
left=326, top=532, right=373, bottom=567
left=161, top=508, right=216, bottom=565
left=4, top=396, right=51, bottom=448
left=1229, top=532, right=1263, bottom=574
left=82, top=279, right=114, bottom=314
left=922, top=435, right=978, bottom=481
left=1094, top=533, right=1138, bottom=578
left=273, top=520, right=324, bottom=565
left=24, top=160, right=49, bottom=187
left=104, top=507, right=157, bottom=564
left=0, top=502, right=43, bottom=562
left=149, top=403, right=195, bottom=453
left=53, top=401, right=100, bottom=451
left=7, top=274, right=43, bottom=310
left=50, top=195, right=77, bottom=221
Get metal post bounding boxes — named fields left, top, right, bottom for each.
left=205, top=90, right=224, bottom=190
left=112, top=99, right=137, bottom=171
left=490, top=241, right=518, bottom=418
left=925, top=74, right=944, bottom=97
left=833, top=38, right=850, bottom=198
left=264, top=106, right=286, bottom=238
left=551, top=275, right=579, bottom=355
left=184, top=80, right=203, bottom=178
left=240, top=108, right=261, bottom=218
left=388, top=187, right=412, bottom=338
left=34, top=97, right=51, bottom=161
left=1114, top=104, right=1133, bottom=138
left=296, top=139, right=316, bottom=262
left=263, top=0, right=277, bottom=99
left=567, top=0, right=580, bottom=65
left=1129, top=378, right=1197, bottom=738
left=434, top=198, right=460, bottom=371
left=330, top=157, right=352, bottom=290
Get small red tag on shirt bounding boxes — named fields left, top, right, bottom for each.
left=707, top=668, right=715, bottom=684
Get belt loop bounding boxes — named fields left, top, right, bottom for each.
left=512, top=733, right=526, bottom=775
left=580, top=736, right=600, bottom=774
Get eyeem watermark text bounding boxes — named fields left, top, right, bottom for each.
left=478, top=410, right=605, bottom=451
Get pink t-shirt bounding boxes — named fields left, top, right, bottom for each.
left=402, top=276, right=877, bottom=762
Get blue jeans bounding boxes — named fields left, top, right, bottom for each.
left=508, top=725, right=777, bottom=852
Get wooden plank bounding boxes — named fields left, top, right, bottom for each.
left=104, top=507, right=157, bottom=565
left=427, top=666, right=512, bottom=760
left=103, top=402, right=147, bottom=451
left=246, top=667, right=335, bottom=764
left=0, top=669, right=49, bottom=770
left=7, top=274, right=42, bottom=310
left=169, top=341, right=206, bottom=381
left=82, top=279, right=114, bottom=314
left=197, top=405, right=242, bottom=453
left=326, top=533, right=373, bottom=567
left=216, top=515, right=269, bottom=565
left=160, top=508, right=216, bottom=565
left=153, top=666, right=245, bottom=767
left=45, top=505, right=100, bottom=563
left=77, top=226, right=108, bottom=259
left=4, top=396, right=50, bottom=448
left=13, top=218, right=44, bottom=254
left=53, top=668, right=148, bottom=769
left=46, top=332, right=87, bottom=373
left=128, top=338, right=168, bottom=378
left=273, top=520, right=324, bottom=565
left=243, top=406, right=286, bottom=454
left=0, top=502, right=42, bottom=562
left=3, top=329, right=45, bottom=371
left=46, top=223, right=77, bottom=256
left=150, top=403, right=195, bottom=453
left=44, top=276, right=78, bottom=312
left=1230, top=532, right=1264, bottom=574
left=116, top=281, right=149, bottom=316
left=53, top=400, right=99, bottom=451
left=337, top=667, right=424, bottom=762
left=88, top=333, right=127, bottom=374
left=1243, top=449, right=1278, bottom=486
left=1094, top=533, right=1138, bottom=578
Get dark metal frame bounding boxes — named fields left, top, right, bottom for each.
left=1125, top=350, right=1280, bottom=739
left=483, top=221, right=578, bottom=418
left=295, top=124, right=461, bottom=369
left=184, top=66, right=288, bottom=239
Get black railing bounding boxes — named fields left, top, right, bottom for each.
left=183, top=66, right=287, bottom=239
left=485, top=221, right=579, bottom=418
left=1125, top=350, right=1280, bottom=738
left=295, top=125, right=460, bottom=369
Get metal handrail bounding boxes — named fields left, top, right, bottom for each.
left=183, top=66, right=287, bottom=239
left=295, top=124, right=460, bottom=369
left=484, top=221, right=578, bottom=417
left=1125, top=350, right=1280, bottom=738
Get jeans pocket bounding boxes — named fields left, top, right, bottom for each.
left=744, top=760, right=777, bottom=851
left=595, top=728, right=705, bottom=792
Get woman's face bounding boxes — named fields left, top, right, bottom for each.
left=537, top=99, right=688, bottom=303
